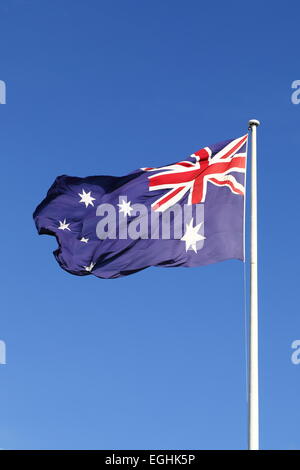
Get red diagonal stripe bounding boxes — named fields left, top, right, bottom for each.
left=209, top=177, right=244, bottom=195
left=152, top=186, right=185, bottom=210
left=219, top=135, right=248, bottom=160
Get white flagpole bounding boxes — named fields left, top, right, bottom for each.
left=248, top=119, right=260, bottom=450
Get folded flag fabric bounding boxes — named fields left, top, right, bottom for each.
left=33, top=134, right=248, bottom=279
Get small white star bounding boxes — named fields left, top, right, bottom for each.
left=181, top=218, right=206, bottom=253
left=117, top=199, right=133, bottom=216
left=84, top=261, right=95, bottom=272
left=80, top=237, right=89, bottom=243
left=58, top=219, right=71, bottom=231
left=78, top=189, right=96, bottom=208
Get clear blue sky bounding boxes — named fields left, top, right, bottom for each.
left=0, top=0, right=299, bottom=450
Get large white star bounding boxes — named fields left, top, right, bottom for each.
left=181, top=218, right=205, bottom=253
left=117, top=199, right=133, bottom=216
left=78, top=189, right=96, bottom=208
left=84, top=261, right=95, bottom=272
left=58, top=219, right=71, bottom=231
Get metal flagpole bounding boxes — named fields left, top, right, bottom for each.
left=248, top=119, right=260, bottom=450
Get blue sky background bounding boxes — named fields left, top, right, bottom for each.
left=0, top=0, right=299, bottom=450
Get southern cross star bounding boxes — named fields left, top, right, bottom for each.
left=80, top=237, right=89, bottom=243
left=117, top=199, right=133, bottom=216
left=84, top=261, right=95, bottom=272
left=58, top=219, right=71, bottom=231
left=181, top=218, right=206, bottom=253
left=78, top=189, right=96, bottom=208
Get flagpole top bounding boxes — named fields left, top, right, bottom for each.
left=248, top=119, right=261, bottom=129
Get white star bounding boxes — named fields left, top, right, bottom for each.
left=181, top=218, right=206, bottom=253
left=58, top=219, right=71, bottom=231
left=117, top=199, right=133, bottom=216
left=80, top=237, right=89, bottom=243
left=78, top=189, right=96, bottom=208
left=84, top=261, right=95, bottom=272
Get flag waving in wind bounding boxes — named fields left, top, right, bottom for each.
left=33, top=134, right=248, bottom=279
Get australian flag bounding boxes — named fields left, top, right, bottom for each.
left=33, top=134, right=248, bottom=279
